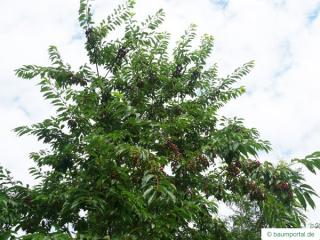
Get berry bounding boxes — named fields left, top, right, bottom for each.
left=85, top=27, right=93, bottom=38
left=227, top=164, right=240, bottom=177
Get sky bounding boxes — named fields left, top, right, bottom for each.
left=1, top=0, right=320, bottom=223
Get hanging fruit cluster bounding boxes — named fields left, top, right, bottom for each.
left=226, top=163, right=241, bottom=177
left=274, top=182, right=289, bottom=191
left=186, top=154, right=210, bottom=173
left=247, top=159, right=261, bottom=172
left=249, top=187, right=266, bottom=201
left=166, top=139, right=182, bottom=171
left=243, top=180, right=266, bottom=201
left=272, top=180, right=293, bottom=201
left=165, top=139, right=181, bottom=159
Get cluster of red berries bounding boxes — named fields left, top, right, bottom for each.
left=227, top=164, right=241, bottom=177
left=186, top=155, right=210, bottom=172
left=197, top=155, right=210, bottom=169
left=273, top=181, right=294, bottom=201
left=249, top=187, right=266, bottom=201
left=166, top=139, right=181, bottom=159
left=243, top=180, right=266, bottom=201
left=247, top=160, right=261, bottom=172
left=274, top=182, right=290, bottom=191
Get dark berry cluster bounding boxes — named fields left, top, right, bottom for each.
left=166, top=139, right=181, bottom=159
left=247, top=160, right=261, bottom=172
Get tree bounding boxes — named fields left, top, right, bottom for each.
left=1, top=0, right=320, bottom=239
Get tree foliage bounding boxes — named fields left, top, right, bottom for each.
left=1, top=0, right=320, bottom=239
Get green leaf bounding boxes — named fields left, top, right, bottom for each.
left=294, top=189, right=307, bottom=209
left=143, top=186, right=154, bottom=199
left=142, top=174, right=154, bottom=186
left=304, top=192, right=316, bottom=209
left=147, top=191, right=157, bottom=205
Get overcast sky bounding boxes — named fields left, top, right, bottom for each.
left=1, top=0, right=320, bottom=223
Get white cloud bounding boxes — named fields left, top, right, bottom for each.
left=1, top=0, right=320, bottom=223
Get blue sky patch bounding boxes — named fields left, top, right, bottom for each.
left=273, top=40, right=293, bottom=78
left=18, top=106, right=31, bottom=118
left=71, top=31, right=84, bottom=42
left=308, top=5, right=320, bottom=23
left=210, top=0, right=228, bottom=10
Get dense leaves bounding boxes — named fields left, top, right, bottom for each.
left=1, top=0, right=320, bottom=239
